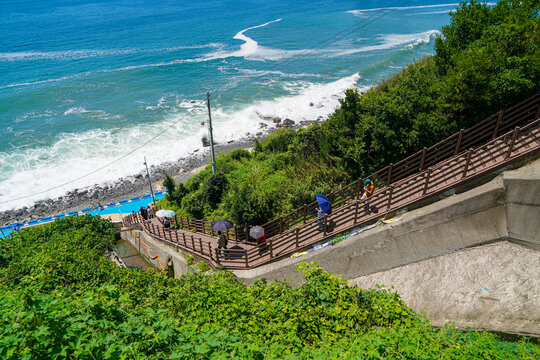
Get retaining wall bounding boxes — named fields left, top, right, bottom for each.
left=120, top=228, right=192, bottom=278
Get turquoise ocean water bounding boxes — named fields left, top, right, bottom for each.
left=0, top=0, right=459, bottom=211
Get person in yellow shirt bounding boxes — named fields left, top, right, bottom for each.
left=361, top=179, right=375, bottom=213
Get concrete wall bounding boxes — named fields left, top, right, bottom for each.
left=231, top=158, right=540, bottom=335
left=120, top=229, right=192, bottom=278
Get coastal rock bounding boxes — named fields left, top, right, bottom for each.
left=282, top=118, right=295, bottom=126
left=273, top=117, right=281, bottom=123
left=256, top=132, right=263, bottom=137
left=309, top=102, right=314, bottom=106
left=300, top=120, right=316, bottom=126
left=178, top=169, right=185, bottom=175
left=259, top=122, right=268, bottom=128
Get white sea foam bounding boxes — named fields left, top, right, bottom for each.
left=327, top=30, right=441, bottom=57
left=202, top=19, right=307, bottom=62
left=348, top=2, right=495, bottom=16
left=0, top=74, right=363, bottom=211
left=348, top=3, right=459, bottom=16
left=407, top=9, right=456, bottom=16
left=0, top=44, right=222, bottom=62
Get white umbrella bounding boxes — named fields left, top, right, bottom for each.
left=155, top=209, right=175, bottom=218
left=249, top=225, right=265, bottom=239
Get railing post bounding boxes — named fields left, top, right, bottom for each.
left=386, top=185, right=394, bottom=211
left=386, top=163, right=393, bottom=185
left=244, top=226, right=249, bottom=242
left=423, top=168, right=432, bottom=196
left=454, top=129, right=464, bottom=155
left=244, top=249, right=249, bottom=267
left=462, top=149, right=473, bottom=178
left=234, top=226, right=239, bottom=242
left=295, top=228, right=299, bottom=248
left=215, top=249, right=220, bottom=264
left=323, top=215, right=328, bottom=236
left=356, top=180, right=363, bottom=200
left=505, top=127, right=520, bottom=159
left=492, top=110, right=503, bottom=139
left=199, top=238, right=203, bottom=253
left=269, top=239, right=273, bottom=258
left=419, top=147, right=427, bottom=170
left=191, top=235, right=195, bottom=250
left=182, top=233, right=186, bottom=246
left=208, top=243, right=213, bottom=260
left=279, top=216, right=283, bottom=234
left=354, top=200, right=360, bottom=223
left=303, top=204, right=307, bottom=223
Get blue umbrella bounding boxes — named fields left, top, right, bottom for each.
left=212, top=220, right=234, bottom=231
left=316, top=194, right=332, bottom=215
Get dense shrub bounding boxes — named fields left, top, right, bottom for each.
left=1, top=218, right=538, bottom=358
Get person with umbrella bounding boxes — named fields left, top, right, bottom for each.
left=212, top=220, right=233, bottom=250
left=315, top=193, right=332, bottom=232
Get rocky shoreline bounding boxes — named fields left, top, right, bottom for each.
left=0, top=117, right=323, bottom=227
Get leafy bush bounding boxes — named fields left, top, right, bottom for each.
left=0, top=219, right=538, bottom=359
left=203, top=173, right=229, bottom=206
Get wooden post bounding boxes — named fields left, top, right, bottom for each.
left=244, top=249, right=249, bottom=267
left=462, top=149, right=473, bottom=178
left=215, top=249, right=220, bottom=264
left=354, top=200, right=360, bottom=223
left=269, top=239, right=273, bottom=258
left=303, top=204, right=307, bottom=223
left=235, top=226, right=239, bottom=242
left=182, top=233, right=186, bottom=246
left=191, top=235, right=195, bottom=249
left=387, top=185, right=394, bottom=211
left=279, top=216, right=283, bottom=234
left=356, top=180, right=363, bottom=200
left=505, top=127, right=520, bottom=159
left=419, top=147, right=427, bottom=170
left=199, top=238, right=203, bottom=253
left=208, top=243, right=213, bottom=260
left=492, top=110, right=503, bottom=139
left=386, top=163, right=393, bottom=185
left=423, top=169, right=432, bottom=196
left=454, top=129, right=464, bottom=155
left=295, top=228, right=299, bottom=248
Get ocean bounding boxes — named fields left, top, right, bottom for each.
left=0, top=0, right=458, bottom=211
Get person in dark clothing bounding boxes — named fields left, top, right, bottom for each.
left=139, top=206, right=148, bottom=220
left=162, top=217, right=170, bottom=228
left=217, top=231, right=228, bottom=249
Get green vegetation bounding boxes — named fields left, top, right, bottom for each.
left=159, top=0, right=540, bottom=225
left=1, top=216, right=538, bottom=358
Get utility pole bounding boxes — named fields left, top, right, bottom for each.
left=206, top=92, right=217, bottom=174
left=143, top=156, right=155, bottom=204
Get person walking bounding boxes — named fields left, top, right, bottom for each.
left=217, top=231, right=228, bottom=249
left=361, top=179, right=375, bottom=213
left=316, top=206, right=326, bottom=231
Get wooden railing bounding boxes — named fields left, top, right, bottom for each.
left=216, top=117, right=540, bottom=269
left=124, top=113, right=540, bottom=270
left=253, top=93, right=540, bottom=240
left=138, top=93, right=539, bottom=241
